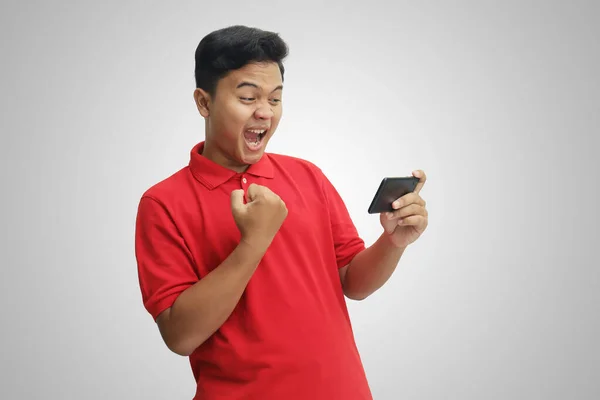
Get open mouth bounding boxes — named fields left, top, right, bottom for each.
left=243, top=128, right=267, bottom=150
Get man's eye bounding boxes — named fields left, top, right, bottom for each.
left=240, top=97, right=255, bottom=101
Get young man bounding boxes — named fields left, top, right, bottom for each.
left=135, top=25, right=428, bottom=400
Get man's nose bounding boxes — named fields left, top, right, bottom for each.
left=254, top=103, right=274, bottom=119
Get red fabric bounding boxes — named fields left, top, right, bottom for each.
left=135, top=142, right=372, bottom=400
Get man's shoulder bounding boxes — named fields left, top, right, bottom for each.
left=139, top=166, right=192, bottom=205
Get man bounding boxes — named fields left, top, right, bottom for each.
left=135, top=25, right=428, bottom=400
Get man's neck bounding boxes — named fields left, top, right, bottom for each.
left=200, top=142, right=249, bottom=173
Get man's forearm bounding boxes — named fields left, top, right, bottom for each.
left=158, top=240, right=266, bottom=356
left=342, top=233, right=406, bottom=300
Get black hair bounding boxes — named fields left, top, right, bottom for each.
left=194, top=25, right=289, bottom=96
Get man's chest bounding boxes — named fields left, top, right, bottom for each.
left=174, top=177, right=336, bottom=279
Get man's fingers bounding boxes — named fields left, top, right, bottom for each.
left=386, top=204, right=427, bottom=220
left=392, top=193, right=426, bottom=209
left=412, top=170, right=427, bottom=194
left=396, top=215, right=428, bottom=227
left=230, top=189, right=246, bottom=212
left=246, top=183, right=264, bottom=202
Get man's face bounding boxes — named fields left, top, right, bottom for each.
left=195, top=61, right=283, bottom=171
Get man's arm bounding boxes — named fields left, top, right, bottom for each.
left=339, top=233, right=405, bottom=301
left=157, top=240, right=265, bottom=356
left=339, top=170, right=429, bottom=300
left=138, top=184, right=288, bottom=357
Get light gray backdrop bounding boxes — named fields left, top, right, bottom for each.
left=1, top=1, right=598, bottom=399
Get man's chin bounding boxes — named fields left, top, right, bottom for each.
left=240, top=149, right=265, bottom=165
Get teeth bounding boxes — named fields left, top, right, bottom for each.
left=246, top=135, right=261, bottom=146
left=248, top=129, right=266, bottom=134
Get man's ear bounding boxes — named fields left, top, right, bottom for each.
left=194, top=88, right=211, bottom=118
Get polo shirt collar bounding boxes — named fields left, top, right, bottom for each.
left=189, top=141, right=274, bottom=189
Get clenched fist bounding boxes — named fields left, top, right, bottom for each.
left=230, top=183, right=288, bottom=252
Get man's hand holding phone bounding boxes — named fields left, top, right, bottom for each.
left=374, top=170, right=429, bottom=249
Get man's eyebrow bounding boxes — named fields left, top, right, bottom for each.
left=236, top=82, right=283, bottom=93
left=236, top=82, right=258, bottom=89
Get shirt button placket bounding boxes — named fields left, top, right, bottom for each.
left=241, top=176, right=249, bottom=203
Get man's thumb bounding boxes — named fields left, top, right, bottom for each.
left=230, top=189, right=246, bottom=212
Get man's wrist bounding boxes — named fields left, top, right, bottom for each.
left=381, top=231, right=408, bottom=252
left=239, top=235, right=271, bottom=258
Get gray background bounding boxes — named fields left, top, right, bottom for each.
left=1, top=0, right=599, bottom=399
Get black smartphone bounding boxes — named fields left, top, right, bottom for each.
left=367, top=176, right=420, bottom=214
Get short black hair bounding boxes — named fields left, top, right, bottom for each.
left=194, top=25, right=289, bottom=96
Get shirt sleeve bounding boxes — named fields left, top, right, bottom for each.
left=319, top=170, right=366, bottom=269
left=135, top=195, right=199, bottom=321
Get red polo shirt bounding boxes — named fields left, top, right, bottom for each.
left=135, top=141, right=373, bottom=400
